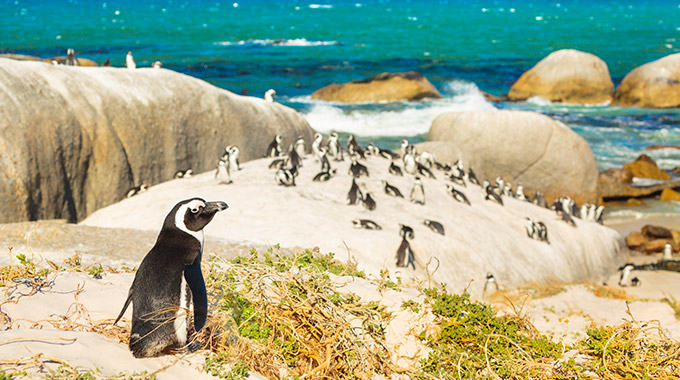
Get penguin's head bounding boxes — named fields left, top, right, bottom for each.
left=172, top=198, right=228, bottom=233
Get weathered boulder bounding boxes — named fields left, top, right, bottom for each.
left=661, top=188, right=680, bottom=201
left=0, top=53, right=99, bottom=67
left=613, top=53, right=680, bottom=108
left=427, top=110, right=598, bottom=205
left=625, top=231, right=645, bottom=248
left=311, top=72, right=442, bottom=103
left=642, top=225, right=673, bottom=240
left=508, top=49, right=614, bottom=104
left=0, top=58, right=314, bottom=223
left=623, top=154, right=671, bottom=180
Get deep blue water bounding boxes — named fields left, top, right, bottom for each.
left=3, top=0, right=680, bottom=171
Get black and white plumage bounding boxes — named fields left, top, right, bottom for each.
left=312, top=168, right=337, bottom=182
left=533, top=191, right=548, bottom=208
left=319, top=146, right=331, bottom=172
left=226, top=146, right=241, bottom=171
left=423, top=219, right=445, bottom=236
left=400, top=139, right=414, bottom=157
left=275, top=166, right=297, bottom=186
left=347, top=135, right=366, bottom=159
left=416, top=151, right=435, bottom=169
left=557, top=210, right=576, bottom=227
left=363, top=192, right=377, bottom=211
left=352, top=219, right=382, bottom=230
left=403, top=152, right=417, bottom=175
left=294, top=136, right=306, bottom=161
left=416, top=161, right=436, bottom=179
left=399, top=224, right=415, bottom=240
left=631, top=277, right=641, bottom=287
left=268, top=157, right=287, bottom=169
left=663, top=243, right=673, bottom=261
left=396, top=235, right=415, bottom=269
left=347, top=178, right=364, bottom=205
left=467, top=168, right=480, bottom=186
left=389, top=161, right=404, bottom=176
left=174, top=169, right=193, bottom=179
left=368, top=143, right=399, bottom=159
left=312, top=133, right=323, bottom=162
left=383, top=180, right=404, bottom=198
left=126, top=184, right=148, bottom=198
left=502, top=183, right=514, bottom=197
left=264, top=89, right=276, bottom=102
left=446, top=184, right=471, bottom=205
left=215, top=157, right=232, bottom=184
left=483, top=272, right=499, bottom=293
left=409, top=177, right=425, bottom=205
left=484, top=185, right=503, bottom=205
left=65, top=48, right=78, bottom=66
left=288, top=144, right=302, bottom=169
left=515, top=184, right=528, bottom=201
left=126, top=51, right=136, bottom=69
left=115, top=198, right=228, bottom=358
left=525, top=218, right=549, bottom=243
left=348, top=157, right=369, bottom=178
left=328, top=132, right=344, bottom=161
left=618, top=264, right=635, bottom=287
left=448, top=171, right=466, bottom=187
left=265, top=135, right=283, bottom=158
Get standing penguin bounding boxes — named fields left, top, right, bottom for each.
left=215, top=156, right=232, bottom=184
left=264, top=89, right=276, bottom=102
left=265, top=135, right=283, bottom=157
left=410, top=177, right=425, bottom=205
left=115, top=198, right=228, bottom=358
left=618, top=264, right=635, bottom=286
left=363, top=193, right=377, bottom=211
left=312, top=133, right=323, bottom=162
left=348, top=156, right=369, bottom=178
left=294, top=136, right=306, bottom=161
left=483, top=273, right=499, bottom=293
left=347, top=178, right=364, bottom=205
left=65, top=48, right=79, bottom=66
left=396, top=234, right=415, bottom=269
left=328, top=132, right=344, bottom=161
left=126, top=51, right=136, bottom=69
left=226, top=146, right=241, bottom=171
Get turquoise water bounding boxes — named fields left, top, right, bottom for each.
left=3, top=0, right=680, bottom=170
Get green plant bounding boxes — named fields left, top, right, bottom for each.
left=401, top=300, right=421, bottom=313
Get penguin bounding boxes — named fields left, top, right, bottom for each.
left=525, top=218, right=537, bottom=239
left=399, top=224, right=415, bottom=239
left=395, top=235, right=415, bottom=270
left=484, top=185, right=503, bottom=206
left=328, top=132, right=344, bottom=161
left=495, top=177, right=504, bottom=191
left=174, top=169, right=193, bottom=179
left=152, top=61, right=162, bottom=69
left=362, top=193, right=377, bottom=211
left=348, top=156, right=369, bottom=178
left=319, top=146, right=331, bottom=173
left=347, top=178, right=364, bottom=205
left=409, top=177, right=425, bottom=205
left=352, top=219, right=382, bottom=230
left=102, top=58, right=111, bottom=67
left=483, top=272, right=499, bottom=293
left=416, top=151, right=435, bottom=169
left=114, top=198, right=228, bottom=358
left=416, top=161, right=436, bottom=179
left=403, top=152, right=417, bottom=175
left=215, top=157, right=232, bottom=184
left=536, top=221, right=549, bottom=243
left=294, top=136, right=306, bottom=161
left=288, top=144, right=302, bottom=169
left=347, top=135, right=366, bottom=159
left=65, top=48, right=79, bottom=66
left=368, top=143, right=398, bottom=159
left=631, top=277, right=641, bottom=287
left=268, top=157, right=286, bottom=169
left=594, top=205, right=605, bottom=224
left=312, top=168, right=337, bottom=182
left=503, top=183, right=514, bottom=197
left=400, top=139, right=412, bottom=157
left=423, top=219, right=444, bottom=236
left=264, top=89, right=276, bottom=102
left=467, top=168, right=480, bottom=186
left=126, top=51, right=136, bottom=69
left=265, top=135, right=283, bottom=158
left=389, top=161, right=404, bottom=176
left=663, top=243, right=673, bottom=261
left=51, top=60, right=59, bottom=65
left=618, top=264, right=635, bottom=286
left=557, top=210, right=576, bottom=227
left=311, top=133, right=323, bottom=162
left=448, top=171, right=466, bottom=187
left=275, top=166, right=297, bottom=186
left=126, top=184, right=148, bottom=198
left=383, top=180, right=404, bottom=198
left=227, top=146, right=241, bottom=171
left=533, top=191, right=548, bottom=208
left=515, top=185, right=528, bottom=201
left=446, top=184, right=470, bottom=205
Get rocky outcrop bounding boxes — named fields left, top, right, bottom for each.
left=623, top=154, right=671, bottom=180
left=508, top=49, right=614, bottom=104
left=0, top=58, right=314, bottom=223
left=0, top=53, right=99, bottom=67
left=311, top=72, right=443, bottom=103
left=613, top=53, right=680, bottom=108
left=661, top=188, right=680, bottom=201
left=599, top=155, right=677, bottom=200
left=427, top=110, right=598, bottom=205
left=625, top=225, right=680, bottom=253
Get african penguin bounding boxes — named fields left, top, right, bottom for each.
left=389, top=161, right=404, bottom=176
left=631, top=277, right=641, bottom=287
left=383, top=180, right=404, bottom=198
left=484, top=185, right=503, bottom=206
left=409, top=177, right=425, bottom=205
left=215, top=157, right=232, bottom=184
left=348, top=156, right=369, bottom=178
left=467, top=168, right=480, bottom=186
left=114, top=198, right=228, bottom=358
left=403, top=152, right=417, bottom=175
left=664, top=243, right=673, bottom=261
left=363, top=193, right=377, bottom=211
left=483, top=273, right=499, bottom=293
left=416, top=161, right=436, bottom=179
left=396, top=235, right=415, bottom=270
left=288, top=143, right=302, bottom=169
left=557, top=210, right=576, bottom=227
left=264, top=89, right=276, bottom=102
left=328, top=132, right=344, bottom=161
left=533, top=191, right=548, bottom=208
left=66, top=48, right=78, bottom=66
left=126, top=51, right=136, bottom=69
left=174, top=169, right=193, bottom=179
left=515, top=184, right=527, bottom=201
left=152, top=61, right=162, bottom=69
left=265, top=135, right=283, bottom=158
left=352, top=219, right=382, bottom=230
left=126, top=184, right=148, bottom=198
left=446, top=184, right=471, bottom=205
left=275, top=166, right=297, bottom=186
left=312, top=168, right=337, bottom=182
left=319, top=146, right=331, bottom=173
left=618, top=264, right=635, bottom=287
left=312, top=133, right=323, bottom=162
left=416, top=151, right=435, bottom=169
left=294, top=136, right=306, bottom=161
left=227, top=146, right=241, bottom=171
left=399, top=224, right=415, bottom=240
left=423, top=219, right=445, bottom=236
left=347, top=178, right=364, bottom=205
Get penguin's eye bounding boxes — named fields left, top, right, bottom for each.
left=190, top=207, right=200, bottom=214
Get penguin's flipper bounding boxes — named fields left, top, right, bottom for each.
left=114, top=286, right=133, bottom=324
left=184, top=258, right=208, bottom=331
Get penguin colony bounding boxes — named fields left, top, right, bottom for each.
left=253, top=134, right=607, bottom=271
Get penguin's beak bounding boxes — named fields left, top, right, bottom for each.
left=204, top=201, right=228, bottom=214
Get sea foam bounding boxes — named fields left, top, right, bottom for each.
left=214, top=38, right=337, bottom=47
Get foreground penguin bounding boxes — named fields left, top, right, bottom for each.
left=115, top=198, right=228, bottom=358
left=423, top=219, right=445, bottom=235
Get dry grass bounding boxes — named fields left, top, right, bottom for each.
left=588, top=284, right=634, bottom=301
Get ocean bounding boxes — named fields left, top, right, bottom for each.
left=3, top=0, right=680, bottom=220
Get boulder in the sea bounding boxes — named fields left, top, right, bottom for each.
left=661, top=188, right=680, bottom=202
left=642, top=225, right=672, bottom=240
left=427, top=110, right=598, bottom=204
left=613, top=53, right=680, bottom=108
left=599, top=173, right=680, bottom=200
left=625, top=231, right=645, bottom=248
left=0, top=58, right=315, bottom=223
left=311, top=72, right=443, bottom=103
left=508, top=49, right=614, bottom=104
left=623, top=154, right=671, bottom=180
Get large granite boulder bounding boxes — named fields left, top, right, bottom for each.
left=508, top=49, right=614, bottom=104
left=427, top=110, right=598, bottom=205
left=0, top=58, right=314, bottom=223
left=613, top=53, right=680, bottom=108
left=623, top=154, right=671, bottom=180
left=311, top=72, right=442, bottom=103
